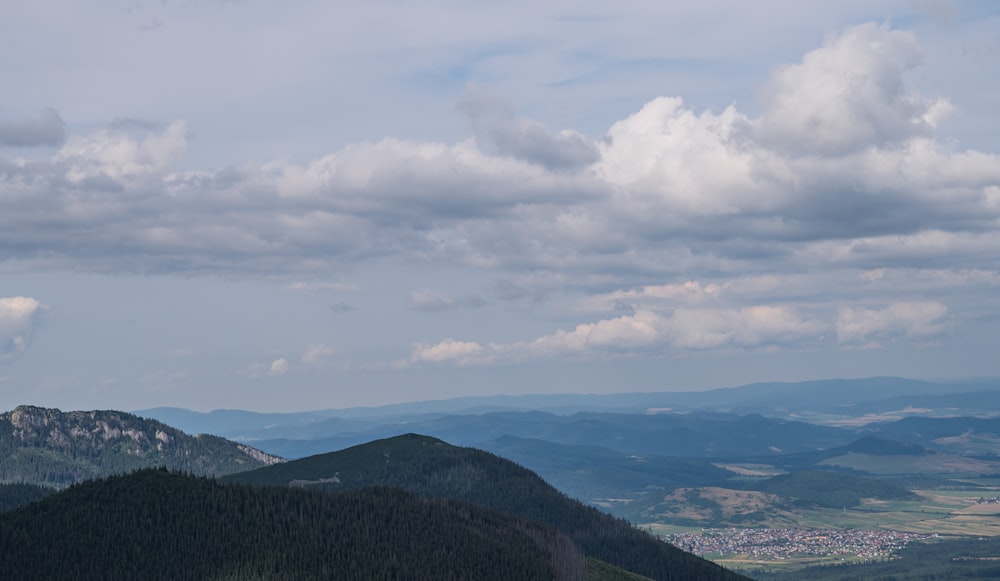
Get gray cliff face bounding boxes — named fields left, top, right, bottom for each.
left=0, top=405, right=283, bottom=487
left=9, top=407, right=157, bottom=451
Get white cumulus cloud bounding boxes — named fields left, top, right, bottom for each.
left=0, top=296, right=44, bottom=362
left=55, top=120, right=188, bottom=182
left=752, top=23, right=948, bottom=155
left=2, top=22, right=997, bottom=284
left=2, top=22, right=998, bottom=370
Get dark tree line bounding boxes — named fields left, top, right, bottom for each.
left=0, top=482, right=52, bottom=512
left=0, top=469, right=586, bottom=580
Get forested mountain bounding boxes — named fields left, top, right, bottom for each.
left=222, top=433, right=749, bottom=581
left=0, top=405, right=283, bottom=489
left=0, top=469, right=586, bottom=580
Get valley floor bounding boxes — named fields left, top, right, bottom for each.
left=638, top=476, right=1000, bottom=576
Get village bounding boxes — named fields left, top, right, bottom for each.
left=665, top=528, right=931, bottom=561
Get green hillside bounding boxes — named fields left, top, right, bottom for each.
left=222, top=433, right=749, bottom=581
left=0, top=469, right=584, bottom=580
left=749, top=470, right=918, bottom=508
left=0, top=406, right=283, bottom=489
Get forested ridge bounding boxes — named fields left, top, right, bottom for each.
left=0, top=468, right=586, bottom=580
left=0, top=405, right=282, bottom=489
left=223, top=433, right=749, bottom=581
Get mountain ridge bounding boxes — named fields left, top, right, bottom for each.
left=0, top=405, right=283, bottom=489
left=136, top=376, right=1000, bottom=424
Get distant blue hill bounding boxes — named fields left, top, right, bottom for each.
left=135, top=376, right=1000, bottom=442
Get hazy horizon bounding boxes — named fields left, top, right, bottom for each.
left=2, top=2, right=999, bottom=413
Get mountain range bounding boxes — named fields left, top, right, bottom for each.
left=136, top=377, right=1000, bottom=441
left=7, top=376, right=1000, bottom=578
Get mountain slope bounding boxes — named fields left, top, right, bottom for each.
left=0, top=405, right=282, bottom=488
left=480, top=435, right=734, bottom=501
left=0, top=468, right=585, bottom=581
left=222, top=433, right=749, bottom=581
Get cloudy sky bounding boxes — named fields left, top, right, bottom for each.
left=2, top=1, right=999, bottom=412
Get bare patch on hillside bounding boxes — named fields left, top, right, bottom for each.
left=713, top=463, right=786, bottom=477
left=640, top=487, right=797, bottom=526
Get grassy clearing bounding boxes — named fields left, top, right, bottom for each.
left=714, top=463, right=787, bottom=477
left=716, top=555, right=875, bottom=575
left=641, top=523, right=710, bottom=537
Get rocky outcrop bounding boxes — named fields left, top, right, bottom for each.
left=0, top=405, right=284, bottom=487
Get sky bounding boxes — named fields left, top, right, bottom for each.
left=1, top=1, right=999, bottom=413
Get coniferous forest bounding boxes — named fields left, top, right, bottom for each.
left=0, top=468, right=584, bottom=581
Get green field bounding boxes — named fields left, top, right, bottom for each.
left=717, top=555, right=878, bottom=576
